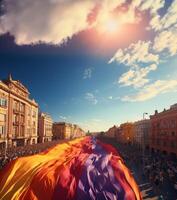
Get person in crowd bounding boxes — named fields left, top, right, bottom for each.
left=0, top=139, right=67, bottom=169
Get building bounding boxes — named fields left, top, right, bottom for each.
left=38, top=112, right=53, bottom=143
left=116, top=122, right=134, bottom=144
left=133, top=119, right=150, bottom=149
left=106, top=125, right=118, bottom=138
left=150, top=104, right=177, bottom=156
left=72, top=124, right=85, bottom=138
left=53, top=122, right=73, bottom=140
left=53, top=122, right=85, bottom=140
left=0, top=75, right=38, bottom=149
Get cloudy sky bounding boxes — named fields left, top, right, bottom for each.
left=0, top=0, right=177, bottom=132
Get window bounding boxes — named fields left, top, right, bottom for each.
left=33, top=128, right=36, bottom=134
left=13, top=126, right=18, bottom=135
left=21, top=115, right=25, bottom=123
left=13, top=114, right=19, bottom=123
left=0, top=126, right=5, bottom=134
left=156, top=140, right=161, bottom=146
left=157, top=123, right=160, bottom=128
left=28, top=108, right=31, bottom=116
left=170, top=120, right=176, bottom=128
left=20, top=126, right=24, bottom=137
left=33, top=111, right=36, bottom=118
left=171, top=131, right=176, bottom=136
left=28, top=120, right=31, bottom=126
left=171, top=141, right=175, bottom=148
left=0, top=113, right=6, bottom=122
left=0, top=98, right=7, bottom=107
left=20, top=103, right=25, bottom=113
left=163, top=141, right=167, bottom=147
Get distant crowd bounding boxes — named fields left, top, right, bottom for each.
left=0, top=140, right=67, bottom=169
left=98, top=136, right=177, bottom=199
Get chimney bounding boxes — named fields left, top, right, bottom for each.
left=155, top=110, right=158, bottom=115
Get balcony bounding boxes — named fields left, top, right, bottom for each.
left=12, top=134, right=25, bottom=139
left=13, top=108, right=20, bottom=113
left=13, top=121, right=25, bottom=126
left=13, top=121, right=19, bottom=125
left=13, top=108, right=25, bottom=114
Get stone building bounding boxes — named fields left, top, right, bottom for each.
left=0, top=75, right=38, bottom=149
left=116, top=122, right=134, bottom=145
left=38, top=112, right=53, bottom=143
left=150, top=104, right=177, bottom=156
left=106, top=125, right=118, bottom=138
left=53, top=122, right=85, bottom=140
left=53, top=122, right=72, bottom=140
left=72, top=124, right=85, bottom=138
left=133, top=119, right=151, bottom=149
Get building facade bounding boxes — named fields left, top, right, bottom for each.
left=38, top=112, right=53, bottom=143
left=0, top=75, right=38, bottom=149
left=116, top=122, right=134, bottom=144
left=150, top=104, right=177, bottom=156
left=106, top=125, right=118, bottom=138
left=133, top=119, right=150, bottom=149
left=53, top=122, right=85, bottom=140
left=71, top=124, right=85, bottom=139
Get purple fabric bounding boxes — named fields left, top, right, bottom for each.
left=76, top=137, right=125, bottom=200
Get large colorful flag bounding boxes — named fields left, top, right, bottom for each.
left=0, top=137, right=142, bottom=200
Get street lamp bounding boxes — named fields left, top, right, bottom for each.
left=143, top=112, right=148, bottom=120
left=142, top=112, right=148, bottom=168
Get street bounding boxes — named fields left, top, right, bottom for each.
left=98, top=136, right=177, bottom=200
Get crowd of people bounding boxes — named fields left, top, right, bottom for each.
left=0, top=140, right=67, bottom=169
left=98, top=136, right=177, bottom=199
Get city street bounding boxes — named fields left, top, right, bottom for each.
left=98, top=136, right=177, bottom=200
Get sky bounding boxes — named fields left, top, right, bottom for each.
left=0, top=0, right=177, bottom=132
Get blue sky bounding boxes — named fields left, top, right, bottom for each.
left=0, top=0, right=177, bottom=131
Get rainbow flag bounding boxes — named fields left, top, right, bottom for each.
left=0, top=137, right=142, bottom=200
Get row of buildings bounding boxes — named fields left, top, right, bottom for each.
left=106, top=104, right=177, bottom=156
left=0, top=75, right=85, bottom=149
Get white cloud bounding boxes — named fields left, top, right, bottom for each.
left=149, top=0, right=177, bottom=31
left=109, top=40, right=159, bottom=88
left=85, top=92, right=98, bottom=105
left=108, top=96, right=113, bottom=100
left=118, top=64, right=157, bottom=88
left=109, top=40, right=159, bottom=66
left=59, top=115, right=67, bottom=120
left=0, top=0, right=141, bottom=45
left=153, top=27, right=177, bottom=56
left=107, top=96, right=120, bottom=101
left=83, top=67, right=93, bottom=79
left=0, top=0, right=95, bottom=45
left=139, top=0, right=165, bottom=14
left=122, top=80, right=177, bottom=102
left=109, top=0, right=177, bottom=101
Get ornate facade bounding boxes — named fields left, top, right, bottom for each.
left=133, top=119, right=150, bottom=148
left=0, top=75, right=38, bottom=149
left=150, top=104, right=177, bottom=156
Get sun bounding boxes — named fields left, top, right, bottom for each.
left=105, top=19, right=118, bottom=33
left=96, top=15, right=120, bottom=34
